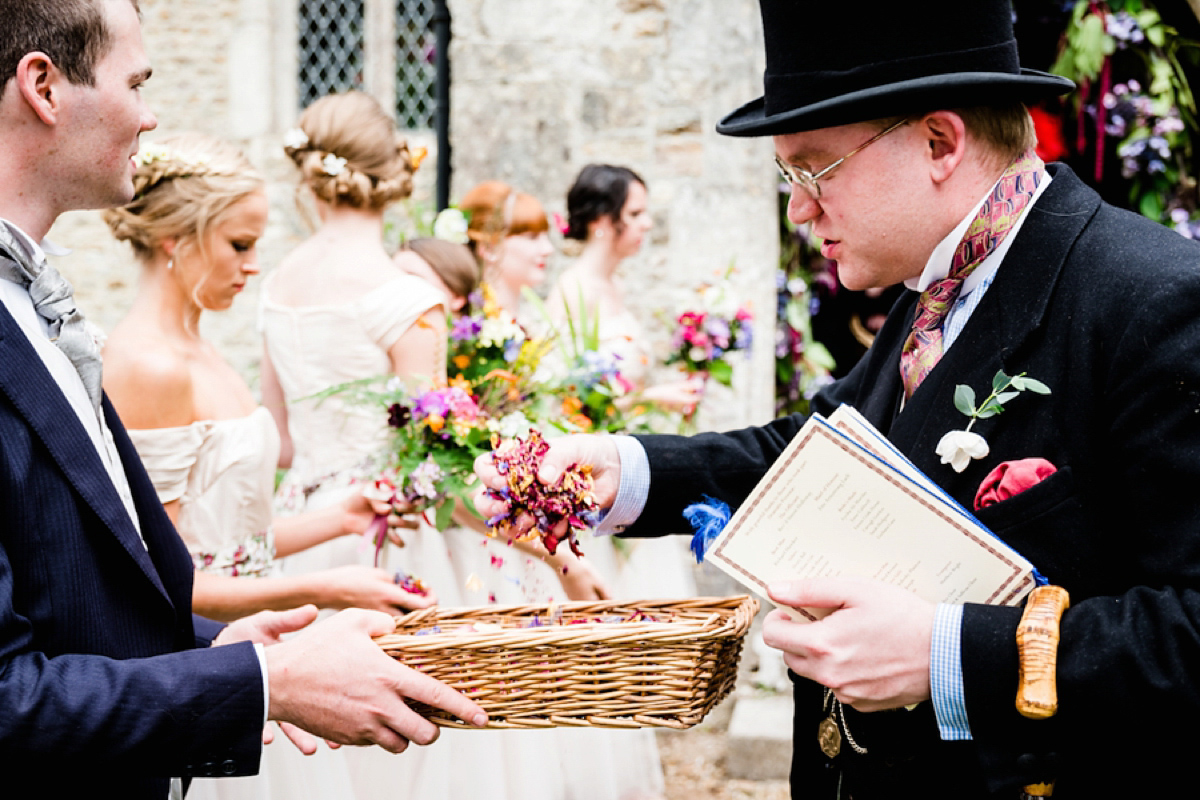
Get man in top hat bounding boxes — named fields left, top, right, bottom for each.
left=477, top=0, right=1200, bottom=796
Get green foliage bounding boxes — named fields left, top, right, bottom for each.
left=953, top=371, right=1051, bottom=430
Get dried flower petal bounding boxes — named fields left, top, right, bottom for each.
left=484, top=430, right=599, bottom=557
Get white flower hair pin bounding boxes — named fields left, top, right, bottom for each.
left=321, top=153, right=348, bottom=177
left=936, top=370, right=1051, bottom=473
left=283, top=127, right=309, bottom=149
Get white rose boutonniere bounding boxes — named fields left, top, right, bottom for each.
left=935, top=430, right=990, bottom=473
left=936, top=370, right=1051, bottom=473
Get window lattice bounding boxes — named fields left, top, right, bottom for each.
left=298, top=0, right=366, bottom=108
left=395, top=0, right=437, bottom=130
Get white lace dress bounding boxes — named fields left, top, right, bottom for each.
left=260, top=271, right=665, bottom=800
left=128, top=407, right=360, bottom=800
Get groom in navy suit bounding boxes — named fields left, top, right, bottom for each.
left=0, top=1, right=484, bottom=794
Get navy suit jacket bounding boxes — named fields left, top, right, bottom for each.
left=631, top=165, right=1200, bottom=797
left=0, top=299, right=264, bottom=796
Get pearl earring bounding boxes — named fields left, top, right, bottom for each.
left=595, top=230, right=604, bottom=239
left=166, top=258, right=174, bottom=271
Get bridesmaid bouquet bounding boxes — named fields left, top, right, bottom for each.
left=358, top=384, right=492, bottom=562
left=665, top=270, right=754, bottom=387
left=523, top=290, right=648, bottom=435
left=448, top=286, right=553, bottom=422
left=551, top=349, right=638, bottom=434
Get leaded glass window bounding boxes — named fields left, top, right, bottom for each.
left=395, top=0, right=438, bottom=130
left=298, top=0, right=366, bottom=108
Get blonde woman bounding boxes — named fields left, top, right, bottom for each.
left=261, top=91, right=447, bottom=575
left=102, top=133, right=428, bottom=800
left=102, top=133, right=430, bottom=620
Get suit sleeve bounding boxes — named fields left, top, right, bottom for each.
left=194, top=613, right=226, bottom=647
left=626, top=413, right=806, bottom=534
left=0, top=541, right=265, bottom=776
left=624, top=338, right=869, bottom=536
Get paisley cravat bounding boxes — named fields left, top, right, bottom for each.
left=899, top=149, right=1043, bottom=399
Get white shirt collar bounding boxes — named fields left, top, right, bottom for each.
left=904, top=168, right=1052, bottom=296
left=0, top=217, right=71, bottom=263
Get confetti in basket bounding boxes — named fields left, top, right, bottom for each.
left=375, top=595, right=759, bottom=729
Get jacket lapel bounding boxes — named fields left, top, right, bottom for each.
left=885, top=164, right=1100, bottom=479
left=0, top=302, right=172, bottom=602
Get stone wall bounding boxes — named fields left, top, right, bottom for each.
left=450, top=0, right=778, bottom=430
left=48, top=0, right=778, bottom=430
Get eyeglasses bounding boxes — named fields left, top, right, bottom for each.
left=774, top=118, right=909, bottom=200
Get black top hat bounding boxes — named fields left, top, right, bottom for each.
left=718, top=0, right=1075, bottom=137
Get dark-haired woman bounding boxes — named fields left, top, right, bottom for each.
left=548, top=164, right=704, bottom=413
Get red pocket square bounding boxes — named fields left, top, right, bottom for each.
left=973, top=458, right=1058, bottom=511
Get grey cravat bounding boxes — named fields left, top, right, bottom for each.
left=0, top=223, right=103, bottom=413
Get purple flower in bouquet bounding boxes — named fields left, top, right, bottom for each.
left=414, top=390, right=449, bottom=419
left=451, top=315, right=483, bottom=342
left=405, top=458, right=447, bottom=502
left=706, top=316, right=732, bottom=350
left=503, top=336, right=523, bottom=363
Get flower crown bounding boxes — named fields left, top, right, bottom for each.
left=135, top=143, right=213, bottom=174
left=132, top=143, right=234, bottom=199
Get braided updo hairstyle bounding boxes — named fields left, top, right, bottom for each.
left=564, top=164, right=645, bottom=241
left=284, top=90, right=416, bottom=210
left=103, top=133, right=264, bottom=260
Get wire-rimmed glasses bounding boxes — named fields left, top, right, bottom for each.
left=774, top=119, right=909, bottom=200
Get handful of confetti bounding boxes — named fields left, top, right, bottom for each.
left=393, top=568, right=430, bottom=596
left=484, top=430, right=600, bottom=556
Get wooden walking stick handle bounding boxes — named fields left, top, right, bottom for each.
left=1016, top=586, right=1069, bottom=798
left=1016, top=585, right=1070, bottom=720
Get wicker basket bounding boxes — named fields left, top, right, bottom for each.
left=376, top=595, right=759, bottom=729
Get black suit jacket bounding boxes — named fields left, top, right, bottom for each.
left=631, top=165, right=1200, bottom=797
left=0, top=299, right=264, bottom=797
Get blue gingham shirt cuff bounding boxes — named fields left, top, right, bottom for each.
left=931, top=602, right=972, bottom=740
left=593, top=435, right=650, bottom=536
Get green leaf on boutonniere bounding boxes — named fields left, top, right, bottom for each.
left=952, top=371, right=1052, bottom=428
left=954, top=384, right=977, bottom=416
left=1023, top=378, right=1051, bottom=395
